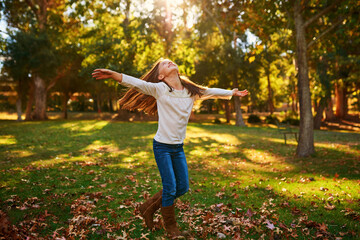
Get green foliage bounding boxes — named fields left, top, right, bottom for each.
left=69, top=95, right=94, bottom=112
left=3, top=31, right=59, bottom=80
left=281, top=110, right=300, bottom=126
left=247, top=114, right=261, bottom=123
left=265, top=114, right=279, bottom=124
left=1, top=0, right=359, bottom=121
left=213, top=118, right=222, bottom=124
left=282, top=117, right=300, bottom=126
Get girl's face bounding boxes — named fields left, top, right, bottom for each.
left=158, top=59, right=179, bottom=80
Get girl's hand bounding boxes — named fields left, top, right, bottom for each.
left=232, top=88, right=249, bottom=97
left=92, top=69, right=123, bottom=82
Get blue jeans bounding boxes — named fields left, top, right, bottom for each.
left=153, top=139, right=189, bottom=207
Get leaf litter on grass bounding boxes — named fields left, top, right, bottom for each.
left=1, top=121, right=360, bottom=239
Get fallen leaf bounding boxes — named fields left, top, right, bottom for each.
left=265, top=220, right=275, bottom=230
left=246, top=208, right=253, bottom=218
left=319, top=222, right=328, bottom=232
left=324, top=202, right=336, bottom=210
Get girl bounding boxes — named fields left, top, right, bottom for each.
left=92, top=59, right=248, bottom=238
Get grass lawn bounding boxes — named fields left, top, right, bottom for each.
left=0, top=120, right=359, bottom=239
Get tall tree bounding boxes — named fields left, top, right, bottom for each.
left=1, top=0, right=80, bottom=120
left=2, top=31, right=59, bottom=120
left=293, top=0, right=348, bottom=156
left=192, top=0, right=255, bottom=126
left=243, top=0, right=349, bottom=157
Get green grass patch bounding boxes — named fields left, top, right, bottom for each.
left=0, top=120, right=359, bottom=239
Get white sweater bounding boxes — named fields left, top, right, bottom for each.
left=120, top=74, right=233, bottom=144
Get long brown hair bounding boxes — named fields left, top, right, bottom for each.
left=118, top=58, right=206, bottom=115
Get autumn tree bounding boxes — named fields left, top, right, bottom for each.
left=191, top=0, right=259, bottom=126
left=242, top=0, right=352, bottom=157
left=1, top=0, right=83, bottom=120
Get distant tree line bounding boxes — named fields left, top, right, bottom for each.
left=0, top=0, right=359, bottom=157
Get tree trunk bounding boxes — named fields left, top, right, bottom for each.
left=25, top=81, right=35, bottom=120
left=189, top=110, right=196, bottom=121
left=224, top=101, right=231, bottom=123
left=16, top=97, right=22, bottom=121
left=335, top=81, right=344, bottom=119
left=207, top=100, right=213, bottom=113
left=33, top=75, right=48, bottom=120
left=15, top=78, right=24, bottom=121
left=109, top=97, right=114, bottom=112
left=97, top=94, right=102, bottom=113
left=234, top=96, right=246, bottom=126
left=343, top=83, right=348, bottom=118
left=291, top=93, right=296, bottom=112
left=314, top=98, right=326, bottom=129
left=294, top=1, right=315, bottom=157
left=266, top=69, right=275, bottom=114
left=62, top=91, right=70, bottom=119
left=292, top=58, right=298, bottom=113
left=325, top=97, right=335, bottom=121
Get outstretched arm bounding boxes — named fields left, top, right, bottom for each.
left=92, top=69, right=164, bottom=98
left=232, top=88, right=249, bottom=97
left=92, top=68, right=123, bottom=82
left=198, top=87, right=249, bottom=100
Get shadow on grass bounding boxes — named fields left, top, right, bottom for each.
left=184, top=124, right=360, bottom=180
left=0, top=120, right=359, bottom=239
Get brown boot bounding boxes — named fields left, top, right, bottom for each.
left=161, top=204, right=185, bottom=239
left=139, top=189, right=163, bottom=229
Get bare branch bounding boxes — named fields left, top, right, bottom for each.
left=307, top=17, right=344, bottom=49
left=47, top=65, right=69, bottom=91
left=303, top=0, right=345, bottom=28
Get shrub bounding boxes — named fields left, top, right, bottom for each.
left=265, top=114, right=279, bottom=124
left=248, top=114, right=261, bottom=123
left=282, top=117, right=300, bottom=126
left=213, top=118, right=222, bottom=124
left=287, top=110, right=299, bottom=118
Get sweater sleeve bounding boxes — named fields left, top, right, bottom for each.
left=119, top=74, right=165, bottom=99
left=196, top=87, right=233, bottom=100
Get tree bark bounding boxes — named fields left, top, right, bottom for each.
left=291, top=93, right=296, bottom=112
left=335, top=80, right=344, bottom=119
left=207, top=100, right=213, bottom=113
left=343, top=83, right=348, bottom=118
left=16, top=97, right=22, bottom=121
left=224, top=101, right=231, bottom=123
left=325, top=97, right=335, bottom=121
left=294, top=1, right=315, bottom=157
left=266, top=69, right=275, bottom=114
left=232, top=33, right=246, bottom=126
left=234, top=96, right=246, bottom=126
left=109, top=97, right=113, bottom=112
left=189, top=110, right=196, bottom=121
left=33, top=75, right=48, bottom=120
left=97, top=94, right=102, bottom=113
left=25, top=81, right=35, bottom=121
left=314, top=99, right=326, bottom=129
left=62, top=91, right=70, bottom=119
left=16, top=79, right=23, bottom=121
